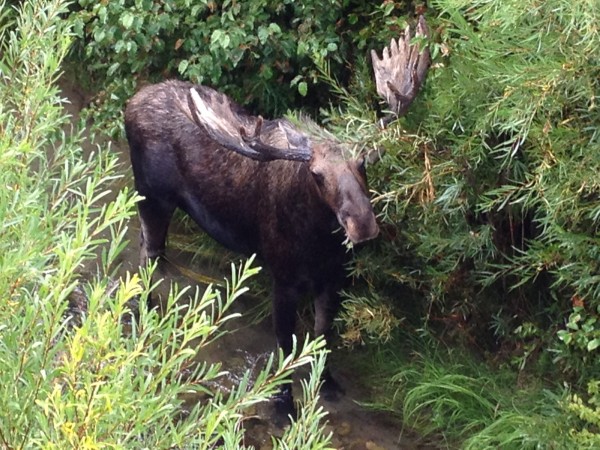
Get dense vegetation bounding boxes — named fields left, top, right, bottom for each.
left=1, top=0, right=599, bottom=447
left=330, top=0, right=600, bottom=446
left=67, top=0, right=418, bottom=136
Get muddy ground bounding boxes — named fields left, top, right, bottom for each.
left=60, top=78, right=442, bottom=450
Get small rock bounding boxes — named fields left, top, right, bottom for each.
left=365, top=441, right=386, bottom=450
left=337, top=421, right=352, bottom=436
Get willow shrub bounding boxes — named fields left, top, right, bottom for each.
left=0, top=1, right=331, bottom=448
left=327, top=0, right=600, bottom=377
left=317, top=0, right=600, bottom=445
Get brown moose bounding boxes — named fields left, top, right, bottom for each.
left=125, top=15, right=430, bottom=416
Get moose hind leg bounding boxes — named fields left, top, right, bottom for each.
left=137, top=197, right=175, bottom=267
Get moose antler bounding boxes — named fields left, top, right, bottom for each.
left=371, top=15, right=430, bottom=120
left=188, top=86, right=311, bottom=162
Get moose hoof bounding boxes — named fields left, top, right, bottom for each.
left=272, top=387, right=296, bottom=426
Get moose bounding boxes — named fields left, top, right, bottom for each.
left=125, top=16, right=430, bottom=416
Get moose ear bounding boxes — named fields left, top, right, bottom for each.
left=276, top=121, right=311, bottom=153
left=188, top=87, right=312, bottom=162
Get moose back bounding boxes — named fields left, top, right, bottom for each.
left=125, top=15, right=430, bottom=413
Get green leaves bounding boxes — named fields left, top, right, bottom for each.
left=567, top=381, right=600, bottom=447
left=210, top=29, right=231, bottom=49
left=1, top=1, right=332, bottom=448
left=257, top=22, right=281, bottom=44
left=313, top=0, right=600, bottom=418
left=120, top=11, right=134, bottom=29
left=393, top=0, right=600, bottom=373
left=69, top=0, right=346, bottom=134
left=298, top=81, right=308, bottom=97
left=558, top=306, right=600, bottom=356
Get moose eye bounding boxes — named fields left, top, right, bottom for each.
left=357, top=157, right=366, bottom=175
left=310, top=167, right=326, bottom=186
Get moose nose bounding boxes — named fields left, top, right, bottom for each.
left=341, top=214, right=379, bottom=244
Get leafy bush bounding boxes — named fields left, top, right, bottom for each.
left=68, top=0, right=428, bottom=136
left=69, top=0, right=351, bottom=135
left=0, top=1, right=331, bottom=447
left=568, top=381, right=600, bottom=448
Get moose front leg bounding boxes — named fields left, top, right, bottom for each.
left=137, top=196, right=175, bottom=268
left=271, top=279, right=302, bottom=419
left=314, top=286, right=344, bottom=400
left=136, top=196, right=175, bottom=310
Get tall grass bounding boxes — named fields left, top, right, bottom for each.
left=352, top=333, right=585, bottom=449
left=0, top=1, right=332, bottom=448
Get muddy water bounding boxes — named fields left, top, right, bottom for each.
left=60, top=79, right=440, bottom=450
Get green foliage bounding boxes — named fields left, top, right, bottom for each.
left=337, top=291, right=401, bottom=346
left=323, top=0, right=600, bottom=380
left=51, top=0, right=600, bottom=444
left=0, top=1, right=332, bottom=447
left=568, top=381, right=600, bottom=448
left=273, top=363, right=332, bottom=450
left=69, top=0, right=350, bottom=135
left=424, top=0, right=600, bottom=374
left=559, top=306, right=600, bottom=353
left=311, top=0, right=600, bottom=445
left=68, top=0, right=428, bottom=136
